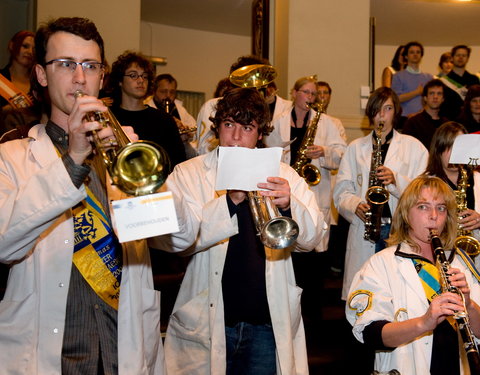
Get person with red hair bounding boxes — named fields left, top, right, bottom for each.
left=0, top=30, right=35, bottom=107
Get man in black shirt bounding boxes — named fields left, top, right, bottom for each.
left=441, top=45, right=480, bottom=119
left=403, top=79, right=448, bottom=150
left=106, top=52, right=186, bottom=170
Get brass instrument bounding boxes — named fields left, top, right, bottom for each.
left=291, top=101, right=324, bottom=186
left=454, top=166, right=480, bottom=257
left=228, top=64, right=299, bottom=249
left=178, top=125, right=198, bottom=135
left=430, top=229, right=480, bottom=373
left=364, top=121, right=390, bottom=243
left=229, top=64, right=277, bottom=88
left=75, top=91, right=170, bottom=196
left=248, top=191, right=299, bottom=249
left=162, top=98, right=172, bottom=114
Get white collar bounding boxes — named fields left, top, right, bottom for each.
left=406, top=65, right=421, bottom=74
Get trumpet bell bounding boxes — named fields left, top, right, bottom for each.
left=229, top=64, right=277, bottom=88
left=454, top=235, right=480, bottom=258
left=248, top=191, right=299, bottom=249
left=112, top=140, right=170, bottom=196
left=261, top=217, right=299, bottom=250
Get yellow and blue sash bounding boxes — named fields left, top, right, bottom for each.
left=73, top=186, right=122, bottom=310
left=412, top=258, right=455, bottom=328
left=412, top=258, right=441, bottom=301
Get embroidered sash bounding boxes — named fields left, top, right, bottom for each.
left=73, top=186, right=122, bottom=310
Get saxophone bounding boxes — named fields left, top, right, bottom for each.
left=292, top=101, right=324, bottom=186
left=430, top=229, right=480, bottom=373
left=454, top=166, right=480, bottom=257
left=364, top=122, right=390, bottom=243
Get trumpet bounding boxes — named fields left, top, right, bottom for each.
left=429, top=229, right=480, bottom=373
left=75, top=91, right=170, bottom=196
left=248, top=191, right=299, bottom=249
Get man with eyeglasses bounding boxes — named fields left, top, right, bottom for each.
left=106, top=51, right=186, bottom=169
left=0, top=17, right=167, bottom=374
left=145, top=73, right=198, bottom=159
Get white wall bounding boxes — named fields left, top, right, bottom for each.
left=288, top=0, right=371, bottom=142
left=375, top=44, right=480, bottom=89
left=140, top=22, right=250, bottom=101
left=36, top=0, right=141, bottom=65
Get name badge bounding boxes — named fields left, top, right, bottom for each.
left=111, top=192, right=179, bottom=243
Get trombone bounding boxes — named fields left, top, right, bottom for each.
left=75, top=91, right=170, bottom=196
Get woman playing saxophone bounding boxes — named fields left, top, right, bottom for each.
left=346, top=176, right=480, bottom=375
left=264, top=75, right=347, bottom=252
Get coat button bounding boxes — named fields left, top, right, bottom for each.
left=53, top=328, right=59, bottom=334
left=58, top=283, right=64, bottom=287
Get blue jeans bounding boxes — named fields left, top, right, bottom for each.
left=225, top=322, right=276, bottom=375
left=374, top=223, right=391, bottom=253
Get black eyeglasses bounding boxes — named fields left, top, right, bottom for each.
left=45, top=59, right=104, bottom=75
left=124, top=72, right=149, bottom=80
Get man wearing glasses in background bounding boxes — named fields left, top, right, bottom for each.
left=0, top=17, right=167, bottom=374
left=106, top=51, right=186, bottom=169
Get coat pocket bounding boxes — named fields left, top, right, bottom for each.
left=168, top=288, right=210, bottom=348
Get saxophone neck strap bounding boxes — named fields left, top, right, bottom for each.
left=455, top=248, right=480, bottom=283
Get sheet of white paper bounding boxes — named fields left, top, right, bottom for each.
left=450, top=134, right=480, bottom=165
left=215, top=147, right=283, bottom=191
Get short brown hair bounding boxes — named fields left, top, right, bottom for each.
left=210, top=88, right=272, bottom=146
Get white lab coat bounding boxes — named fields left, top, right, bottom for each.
left=346, top=243, right=480, bottom=374
left=149, top=149, right=326, bottom=375
left=196, top=96, right=292, bottom=155
left=0, top=125, right=165, bottom=375
left=264, top=109, right=347, bottom=251
left=333, top=130, right=428, bottom=299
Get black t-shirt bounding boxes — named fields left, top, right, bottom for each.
left=111, top=105, right=186, bottom=170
